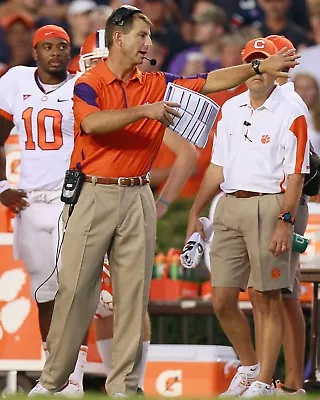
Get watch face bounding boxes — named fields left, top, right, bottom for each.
left=252, top=59, right=261, bottom=74
left=283, top=212, right=291, bottom=221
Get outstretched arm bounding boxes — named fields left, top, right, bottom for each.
left=200, top=48, right=299, bottom=94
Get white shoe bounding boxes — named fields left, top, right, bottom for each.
left=28, top=382, right=51, bottom=396
left=111, top=393, right=128, bottom=398
left=242, top=380, right=273, bottom=397
left=55, top=381, right=84, bottom=398
left=219, top=366, right=258, bottom=397
left=275, top=381, right=306, bottom=396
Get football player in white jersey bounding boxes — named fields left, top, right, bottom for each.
left=0, top=25, right=87, bottom=396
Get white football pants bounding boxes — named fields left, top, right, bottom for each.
left=13, top=190, right=63, bottom=303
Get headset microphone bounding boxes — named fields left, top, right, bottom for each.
left=143, top=56, right=157, bottom=66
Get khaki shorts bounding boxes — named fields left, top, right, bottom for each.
left=210, top=193, right=291, bottom=292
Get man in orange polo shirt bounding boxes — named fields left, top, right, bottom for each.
left=30, top=5, right=299, bottom=397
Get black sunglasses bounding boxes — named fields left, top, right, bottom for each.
left=111, top=6, right=143, bottom=26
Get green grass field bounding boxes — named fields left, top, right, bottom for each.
left=2, top=392, right=320, bottom=399
left=2, top=395, right=320, bottom=399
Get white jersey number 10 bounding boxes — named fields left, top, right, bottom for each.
left=22, top=107, right=63, bottom=151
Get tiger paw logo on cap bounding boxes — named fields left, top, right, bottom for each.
left=261, top=135, right=271, bottom=144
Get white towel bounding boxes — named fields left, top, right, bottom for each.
left=180, top=217, right=213, bottom=269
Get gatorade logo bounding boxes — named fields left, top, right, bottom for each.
left=156, top=370, right=182, bottom=397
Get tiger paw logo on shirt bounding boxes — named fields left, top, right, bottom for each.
left=261, top=135, right=271, bottom=144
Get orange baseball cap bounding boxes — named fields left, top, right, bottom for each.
left=266, top=35, right=295, bottom=51
left=33, top=25, right=70, bottom=48
left=241, top=37, right=278, bottom=62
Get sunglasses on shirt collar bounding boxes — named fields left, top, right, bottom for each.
left=111, top=6, right=143, bottom=26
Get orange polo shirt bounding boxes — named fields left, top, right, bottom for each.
left=153, top=84, right=247, bottom=198
left=71, top=60, right=207, bottom=177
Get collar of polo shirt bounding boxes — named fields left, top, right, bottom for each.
left=279, top=81, right=294, bottom=93
left=239, top=84, right=282, bottom=112
left=93, top=59, right=144, bottom=85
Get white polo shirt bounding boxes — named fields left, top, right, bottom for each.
left=280, top=82, right=308, bottom=116
left=281, top=81, right=320, bottom=154
left=211, top=85, right=310, bottom=194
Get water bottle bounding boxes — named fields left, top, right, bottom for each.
left=292, top=233, right=309, bottom=253
left=153, top=253, right=166, bottom=279
left=168, top=254, right=181, bottom=280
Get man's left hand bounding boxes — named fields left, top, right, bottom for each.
left=269, top=220, right=293, bottom=256
left=260, top=48, right=300, bottom=78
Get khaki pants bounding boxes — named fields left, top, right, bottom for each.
left=40, top=182, right=156, bottom=395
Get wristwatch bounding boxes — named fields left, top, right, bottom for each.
left=251, top=59, right=262, bottom=75
left=278, top=212, right=295, bottom=225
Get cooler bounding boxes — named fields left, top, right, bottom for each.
left=144, top=344, right=239, bottom=397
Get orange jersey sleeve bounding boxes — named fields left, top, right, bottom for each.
left=162, top=72, right=207, bottom=93
left=73, top=74, right=101, bottom=128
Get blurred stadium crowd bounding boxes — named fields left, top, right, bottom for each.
left=2, top=0, right=320, bottom=199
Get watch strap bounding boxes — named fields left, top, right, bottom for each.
left=278, top=212, right=295, bottom=225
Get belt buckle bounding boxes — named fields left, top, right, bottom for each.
left=118, top=177, right=127, bottom=186
left=91, top=176, right=98, bottom=185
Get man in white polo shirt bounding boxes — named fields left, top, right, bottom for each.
left=248, top=34, right=308, bottom=396
left=186, top=37, right=309, bottom=397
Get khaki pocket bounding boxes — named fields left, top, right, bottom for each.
left=274, top=193, right=284, bottom=211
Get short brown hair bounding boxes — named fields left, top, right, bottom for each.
left=105, top=10, right=152, bottom=48
left=218, top=33, right=246, bottom=53
left=192, top=4, right=228, bottom=30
